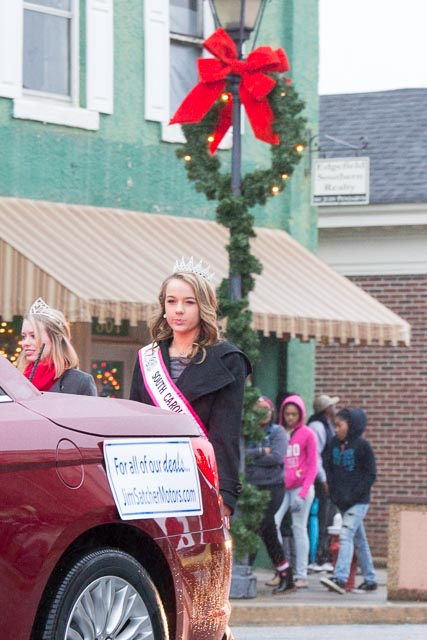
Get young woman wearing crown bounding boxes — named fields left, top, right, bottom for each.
left=17, top=298, right=97, bottom=396
left=130, top=258, right=251, bottom=516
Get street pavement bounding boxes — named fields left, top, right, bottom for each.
left=229, top=567, right=427, bottom=627
left=231, top=624, right=427, bottom=640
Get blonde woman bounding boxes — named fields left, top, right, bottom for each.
left=18, top=298, right=97, bottom=396
left=130, top=258, right=251, bottom=516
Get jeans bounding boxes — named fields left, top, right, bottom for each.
left=274, top=485, right=315, bottom=580
left=334, top=503, right=377, bottom=584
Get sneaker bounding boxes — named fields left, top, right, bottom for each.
left=353, top=581, right=378, bottom=592
left=320, top=576, right=346, bottom=594
left=311, top=562, right=334, bottom=572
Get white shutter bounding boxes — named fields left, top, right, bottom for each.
left=203, top=0, right=215, bottom=39
left=144, top=0, right=169, bottom=122
left=0, top=0, right=23, bottom=99
left=86, top=0, right=114, bottom=114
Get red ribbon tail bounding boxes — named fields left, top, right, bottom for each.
left=209, top=101, right=232, bottom=154
left=170, top=80, right=226, bottom=125
left=240, top=85, right=279, bottom=145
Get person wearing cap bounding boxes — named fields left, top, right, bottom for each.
left=245, top=396, right=295, bottom=594
left=307, top=393, right=339, bottom=571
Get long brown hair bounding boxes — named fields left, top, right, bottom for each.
left=151, top=272, right=220, bottom=361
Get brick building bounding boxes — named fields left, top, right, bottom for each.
left=317, top=89, right=427, bottom=560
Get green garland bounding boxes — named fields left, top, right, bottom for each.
left=177, top=78, right=306, bottom=366
left=176, top=77, right=306, bottom=560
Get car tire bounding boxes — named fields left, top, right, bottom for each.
left=39, top=547, right=169, bottom=640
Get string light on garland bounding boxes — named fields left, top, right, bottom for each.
left=184, top=154, right=192, bottom=162
left=281, top=173, right=289, bottom=180
left=294, top=143, right=305, bottom=153
left=271, top=185, right=281, bottom=195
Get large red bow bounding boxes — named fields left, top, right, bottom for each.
left=170, top=28, right=290, bottom=154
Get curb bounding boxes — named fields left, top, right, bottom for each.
left=229, top=568, right=427, bottom=626
left=230, top=602, right=427, bottom=626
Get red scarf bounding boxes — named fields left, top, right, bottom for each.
left=24, top=358, right=58, bottom=391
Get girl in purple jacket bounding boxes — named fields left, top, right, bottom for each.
left=274, top=394, right=317, bottom=588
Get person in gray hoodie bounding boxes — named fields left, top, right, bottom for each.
left=320, top=407, right=377, bottom=594
left=246, top=396, right=295, bottom=594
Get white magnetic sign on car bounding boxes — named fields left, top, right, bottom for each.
left=103, top=438, right=203, bottom=519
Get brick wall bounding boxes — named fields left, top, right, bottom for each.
left=315, top=274, right=427, bottom=561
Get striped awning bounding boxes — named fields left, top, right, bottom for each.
left=0, top=197, right=410, bottom=346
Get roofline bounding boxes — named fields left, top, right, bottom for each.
left=318, top=202, right=427, bottom=229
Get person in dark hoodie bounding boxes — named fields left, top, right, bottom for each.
left=320, top=407, right=377, bottom=594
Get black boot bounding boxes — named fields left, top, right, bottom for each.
left=272, top=567, right=296, bottom=594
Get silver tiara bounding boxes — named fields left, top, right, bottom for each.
left=173, top=257, right=215, bottom=283
left=28, top=297, right=66, bottom=329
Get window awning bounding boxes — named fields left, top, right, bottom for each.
left=0, top=197, right=410, bottom=346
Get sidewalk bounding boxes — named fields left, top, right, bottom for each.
left=229, top=567, right=427, bottom=626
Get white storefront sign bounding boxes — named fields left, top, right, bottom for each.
left=312, top=157, right=370, bottom=205
left=104, top=438, right=203, bottom=519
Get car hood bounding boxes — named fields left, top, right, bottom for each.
left=18, top=393, right=200, bottom=438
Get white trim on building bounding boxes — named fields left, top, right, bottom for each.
left=317, top=203, right=427, bottom=276
left=0, top=0, right=113, bottom=130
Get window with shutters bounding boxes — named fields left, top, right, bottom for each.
left=169, top=0, right=203, bottom=117
left=0, top=0, right=113, bottom=130
left=23, top=0, right=75, bottom=101
left=144, top=0, right=233, bottom=146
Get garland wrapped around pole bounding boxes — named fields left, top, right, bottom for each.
left=172, top=27, right=307, bottom=561
left=175, top=77, right=307, bottom=366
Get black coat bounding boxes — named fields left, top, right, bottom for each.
left=130, top=339, right=251, bottom=512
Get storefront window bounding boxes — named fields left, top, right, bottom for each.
left=91, top=360, right=123, bottom=398
left=0, top=318, right=22, bottom=364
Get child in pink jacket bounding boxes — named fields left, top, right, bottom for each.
left=274, top=394, right=317, bottom=588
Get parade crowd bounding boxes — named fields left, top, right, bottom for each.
left=246, top=392, right=378, bottom=595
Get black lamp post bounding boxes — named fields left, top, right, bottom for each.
left=208, top=0, right=267, bottom=301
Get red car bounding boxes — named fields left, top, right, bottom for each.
left=0, top=356, right=232, bottom=640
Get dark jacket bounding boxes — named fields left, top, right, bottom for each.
left=130, top=339, right=251, bottom=513
left=324, top=408, right=376, bottom=512
left=50, top=368, right=97, bottom=396
left=246, top=422, right=287, bottom=487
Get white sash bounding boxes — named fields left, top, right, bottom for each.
left=138, top=343, right=208, bottom=439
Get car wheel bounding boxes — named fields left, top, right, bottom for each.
left=39, top=548, right=169, bottom=640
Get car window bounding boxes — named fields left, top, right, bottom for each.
left=0, top=386, right=13, bottom=403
